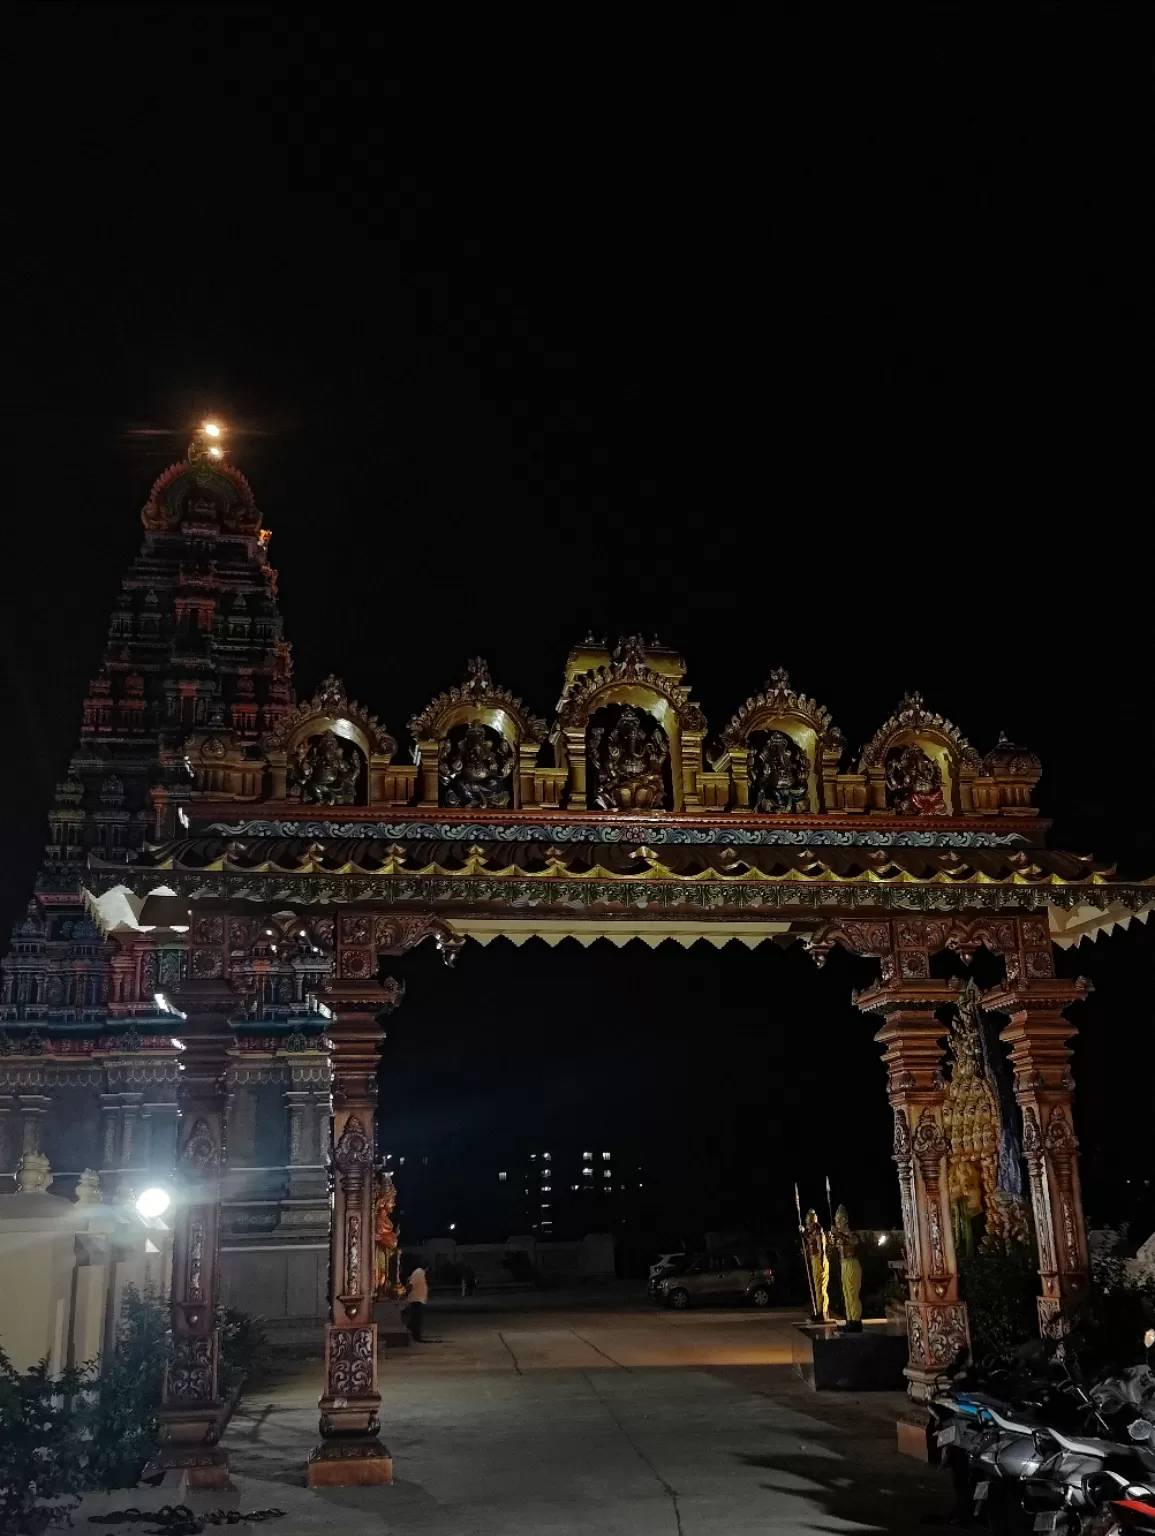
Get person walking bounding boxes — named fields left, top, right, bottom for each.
left=405, top=1264, right=429, bottom=1341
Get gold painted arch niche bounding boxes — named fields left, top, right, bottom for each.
left=551, top=637, right=707, bottom=813
left=408, top=658, right=548, bottom=811
left=715, top=668, right=844, bottom=814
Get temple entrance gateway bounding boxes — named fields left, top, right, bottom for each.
left=2, top=432, right=1152, bottom=1484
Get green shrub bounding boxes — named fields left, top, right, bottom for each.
left=1077, top=1253, right=1155, bottom=1375
left=218, top=1307, right=268, bottom=1385
left=959, top=1238, right=1040, bottom=1359
left=83, top=1285, right=167, bottom=1489
left=0, top=1349, right=92, bottom=1535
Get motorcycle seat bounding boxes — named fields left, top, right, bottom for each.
left=1046, top=1426, right=1116, bottom=1456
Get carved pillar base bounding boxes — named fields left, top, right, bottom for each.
left=307, top=1322, right=392, bottom=1486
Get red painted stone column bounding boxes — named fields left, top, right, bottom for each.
left=858, top=978, right=971, bottom=1402
left=306, top=979, right=402, bottom=1488
left=983, top=922, right=1092, bottom=1340
left=149, top=977, right=236, bottom=1489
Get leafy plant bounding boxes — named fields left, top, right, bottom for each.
left=959, top=1238, right=1040, bottom=1358
left=1076, top=1252, right=1155, bottom=1375
left=0, top=1349, right=92, bottom=1535
left=217, top=1307, right=268, bottom=1385
left=83, top=1284, right=167, bottom=1489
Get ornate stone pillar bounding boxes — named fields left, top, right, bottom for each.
left=984, top=923, right=1091, bottom=1339
left=0, top=1096, right=12, bottom=1174
left=859, top=979, right=970, bottom=1400
left=307, top=979, right=401, bottom=1488
left=18, top=1093, right=50, bottom=1156
left=149, top=977, right=236, bottom=1490
left=809, top=919, right=969, bottom=1404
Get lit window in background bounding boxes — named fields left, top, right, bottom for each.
left=582, top=1151, right=592, bottom=1161
left=603, top=1169, right=611, bottom=1179
left=602, top=1152, right=611, bottom=1161
left=583, top=1167, right=593, bottom=1177
left=498, top=1172, right=507, bottom=1181
left=543, top=1151, right=551, bottom=1161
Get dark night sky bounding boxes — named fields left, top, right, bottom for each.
left=1, top=5, right=1151, bottom=1243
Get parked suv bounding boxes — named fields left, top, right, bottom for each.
left=657, top=1251, right=774, bottom=1309
left=647, top=1251, right=690, bottom=1299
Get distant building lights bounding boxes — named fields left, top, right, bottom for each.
left=603, top=1170, right=611, bottom=1179
left=877, top=1233, right=889, bottom=1246
left=582, top=1151, right=592, bottom=1161
left=449, top=1222, right=456, bottom=1231
left=498, top=1171, right=507, bottom=1181
left=602, top=1152, right=611, bottom=1161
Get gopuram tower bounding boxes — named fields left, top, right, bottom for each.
left=0, top=425, right=332, bottom=1334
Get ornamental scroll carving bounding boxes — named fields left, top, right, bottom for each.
left=913, top=1114, right=949, bottom=1283
left=187, top=1214, right=205, bottom=1301
left=925, top=1303, right=970, bottom=1365
left=166, top=1336, right=216, bottom=1401
left=327, top=1327, right=374, bottom=1397
left=345, top=1213, right=362, bottom=1296
left=333, top=1115, right=373, bottom=1172
left=181, top=1119, right=218, bottom=1174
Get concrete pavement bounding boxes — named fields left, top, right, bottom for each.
left=204, top=1287, right=950, bottom=1535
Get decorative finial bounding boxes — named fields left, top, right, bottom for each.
left=465, top=657, right=492, bottom=694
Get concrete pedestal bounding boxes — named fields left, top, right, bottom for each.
left=792, top=1320, right=908, bottom=1391
left=306, top=1445, right=393, bottom=1487
left=373, top=1297, right=410, bottom=1349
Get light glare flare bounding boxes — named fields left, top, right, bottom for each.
left=136, top=1186, right=171, bottom=1219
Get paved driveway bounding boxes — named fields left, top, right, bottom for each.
left=217, top=1288, right=948, bottom=1535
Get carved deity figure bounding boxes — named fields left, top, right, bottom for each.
left=884, top=743, right=947, bottom=815
left=374, top=1172, right=403, bottom=1299
left=943, top=981, right=1028, bottom=1252
left=289, top=731, right=360, bottom=805
left=751, top=729, right=809, bottom=813
left=830, top=1204, right=863, bottom=1329
left=589, top=705, right=668, bottom=811
left=438, top=721, right=515, bottom=808
left=802, top=1208, right=830, bottom=1321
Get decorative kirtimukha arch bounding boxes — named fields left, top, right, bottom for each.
left=3, top=436, right=1153, bottom=1484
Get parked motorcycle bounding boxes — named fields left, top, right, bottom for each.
left=931, top=1330, right=1155, bottom=1533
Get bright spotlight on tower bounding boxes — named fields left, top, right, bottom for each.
left=136, top=1186, right=172, bottom=1219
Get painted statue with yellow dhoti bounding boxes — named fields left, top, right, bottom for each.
left=374, top=1171, right=403, bottom=1299
left=831, top=1204, right=863, bottom=1332
left=802, top=1208, right=829, bottom=1321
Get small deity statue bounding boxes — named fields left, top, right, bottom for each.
left=589, top=705, right=668, bottom=811
left=884, top=744, right=947, bottom=815
left=751, top=730, right=809, bottom=813
left=438, top=721, right=515, bottom=808
left=289, top=731, right=360, bottom=805
left=74, top=1168, right=102, bottom=1206
left=830, top=1204, right=863, bottom=1331
left=802, top=1207, right=830, bottom=1321
left=374, top=1172, right=403, bottom=1299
